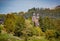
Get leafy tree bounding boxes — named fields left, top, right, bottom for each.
left=14, top=15, right=25, bottom=37
left=4, top=14, right=16, bottom=33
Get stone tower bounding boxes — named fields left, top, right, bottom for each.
left=32, top=13, right=39, bottom=26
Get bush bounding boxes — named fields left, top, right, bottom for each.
left=0, top=25, right=3, bottom=33
left=0, top=33, right=10, bottom=41
left=27, top=36, right=49, bottom=41
left=45, top=29, right=56, bottom=39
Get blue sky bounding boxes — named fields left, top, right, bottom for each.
left=0, top=0, right=60, bottom=14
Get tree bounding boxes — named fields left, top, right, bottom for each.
left=4, top=14, right=16, bottom=33
left=14, top=15, right=25, bottom=37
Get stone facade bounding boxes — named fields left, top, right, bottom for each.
left=32, top=13, right=39, bottom=26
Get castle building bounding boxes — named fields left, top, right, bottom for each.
left=32, top=13, right=39, bottom=26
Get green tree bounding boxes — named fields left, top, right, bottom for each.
left=4, top=14, right=16, bottom=33
left=14, top=15, right=25, bottom=37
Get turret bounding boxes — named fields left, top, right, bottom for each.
left=32, top=13, right=39, bottom=26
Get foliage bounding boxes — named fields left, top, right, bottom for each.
left=0, top=5, right=60, bottom=41
left=14, top=15, right=25, bottom=37
left=4, top=14, right=16, bottom=33
left=0, top=33, right=9, bottom=41
left=45, top=29, right=56, bottom=39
